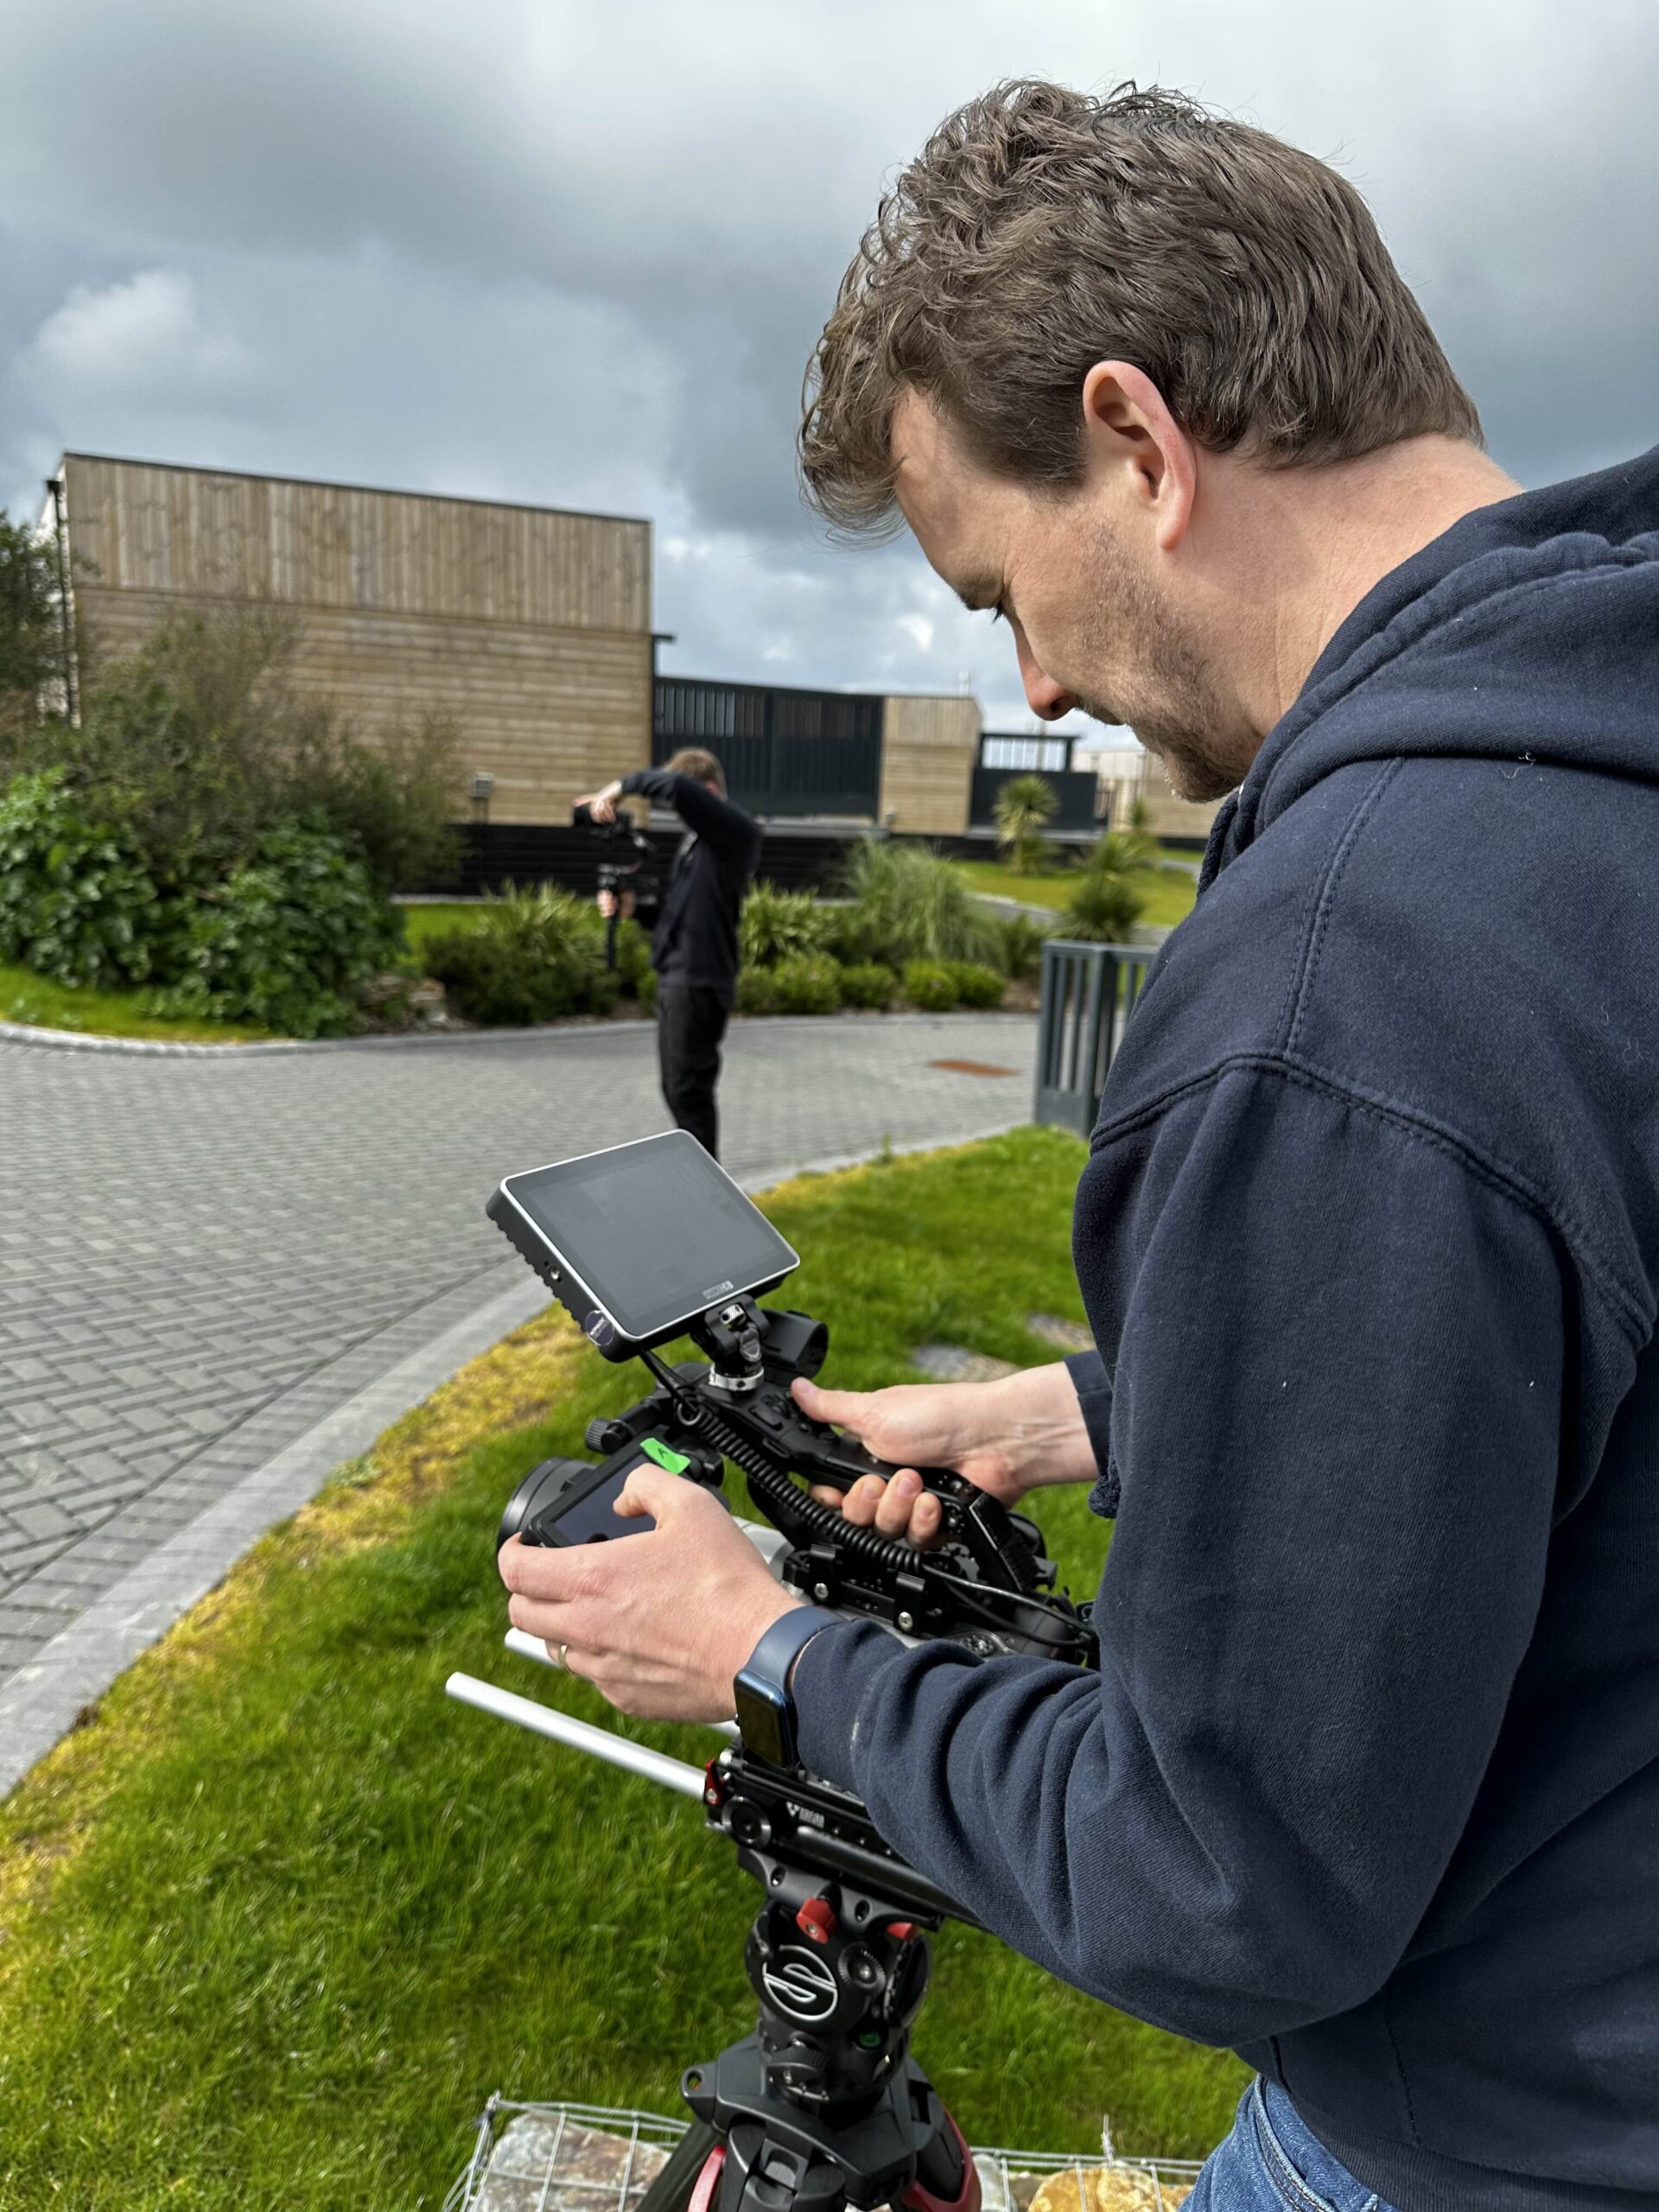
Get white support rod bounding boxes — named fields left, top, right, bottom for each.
left=500, top=1630, right=741, bottom=1740
left=445, top=1672, right=709, bottom=1798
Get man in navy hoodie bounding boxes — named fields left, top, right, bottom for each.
left=500, top=81, right=1658, bottom=2211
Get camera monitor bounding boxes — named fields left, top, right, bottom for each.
left=486, top=1130, right=799, bottom=1354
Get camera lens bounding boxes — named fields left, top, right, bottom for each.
left=498, top=1457, right=596, bottom=1550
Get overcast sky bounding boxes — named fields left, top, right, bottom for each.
left=3, top=0, right=1655, bottom=744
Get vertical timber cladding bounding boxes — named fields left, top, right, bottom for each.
left=653, top=676, right=883, bottom=817
left=60, top=454, right=652, bottom=824
left=877, top=694, right=981, bottom=834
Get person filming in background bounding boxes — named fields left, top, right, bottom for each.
left=576, top=747, right=759, bottom=1160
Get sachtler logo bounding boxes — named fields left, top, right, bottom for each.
left=761, top=1946, right=838, bottom=2023
left=702, top=1280, right=735, bottom=1299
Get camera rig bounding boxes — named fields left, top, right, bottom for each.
left=573, top=798, right=658, bottom=969
left=447, top=1135, right=1100, bottom=2212
left=498, top=1295, right=1096, bottom=1668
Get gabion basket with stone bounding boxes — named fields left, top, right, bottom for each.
left=444, top=2101, right=1205, bottom=2212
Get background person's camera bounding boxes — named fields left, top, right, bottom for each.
left=573, top=800, right=658, bottom=965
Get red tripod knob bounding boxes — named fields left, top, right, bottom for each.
left=795, top=1896, right=837, bottom=1944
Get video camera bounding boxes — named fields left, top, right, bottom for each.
left=572, top=798, right=658, bottom=969
left=448, top=1132, right=1099, bottom=2212
left=486, top=1133, right=1096, bottom=1668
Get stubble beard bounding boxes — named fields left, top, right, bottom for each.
left=1078, top=529, right=1249, bottom=804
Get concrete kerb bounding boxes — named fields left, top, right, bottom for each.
left=0, top=1119, right=1028, bottom=1798
left=0, top=1009, right=1036, bottom=1059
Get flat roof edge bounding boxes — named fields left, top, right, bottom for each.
left=55, top=452, right=652, bottom=532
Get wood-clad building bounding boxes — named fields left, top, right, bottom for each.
left=878, top=694, right=982, bottom=835
left=1090, top=746, right=1225, bottom=845
left=54, top=454, right=652, bottom=823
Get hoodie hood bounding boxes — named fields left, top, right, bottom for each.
left=1204, top=443, right=1659, bottom=889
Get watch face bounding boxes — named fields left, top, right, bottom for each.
left=734, top=1673, right=792, bottom=1770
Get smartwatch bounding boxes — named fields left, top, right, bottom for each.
left=733, top=1606, right=840, bottom=1770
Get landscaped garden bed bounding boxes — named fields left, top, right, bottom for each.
left=0, top=1130, right=1245, bottom=2209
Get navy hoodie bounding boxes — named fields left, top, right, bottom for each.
left=794, top=449, right=1659, bottom=2210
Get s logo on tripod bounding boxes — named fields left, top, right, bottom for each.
left=760, top=1947, right=839, bottom=2024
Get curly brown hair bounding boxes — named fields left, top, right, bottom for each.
left=664, top=746, right=726, bottom=791
left=800, top=80, right=1482, bottom=532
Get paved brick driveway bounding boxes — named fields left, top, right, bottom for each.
left=0, top=1012, right=1037, bottom=1762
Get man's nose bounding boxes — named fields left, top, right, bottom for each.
left=1014, top=626, right=1077, bottom=721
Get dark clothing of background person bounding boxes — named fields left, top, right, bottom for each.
left=655, top=984, right=728, bottom=1158
left=793, top=448, right=1659, bottom=2212
left=618, top=767, right=760, bottom=1158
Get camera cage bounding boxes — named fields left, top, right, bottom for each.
left=453, top=1134, right=1104, bottom=2212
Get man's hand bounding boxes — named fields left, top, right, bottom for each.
left=596, top=888, right=619, bottom=918
left=791, top=1362, right=1097, bottom=1546
left=576, top=781, right=623, bottom=825
left=498, top=1465, right=799, bottom=1722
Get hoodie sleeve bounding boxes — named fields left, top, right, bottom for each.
left=1063, top=1348, right=1118, bottom=1516
left=620, top=768, right=756, bottom=859
left=793, top=1061, right=1563, bottom=2044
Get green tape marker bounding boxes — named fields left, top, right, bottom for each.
left=640, top=1436, right=691, bottom=1474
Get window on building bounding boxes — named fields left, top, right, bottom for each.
left=982, top=736, right=1071, bottom=772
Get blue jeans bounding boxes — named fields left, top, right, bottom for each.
left=1185, top=2081, right=1402, bottom=2212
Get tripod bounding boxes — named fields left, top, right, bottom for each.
left=448, top=1666, right=982, bottom=2212
left=452, top=1257, right=1096, bottom=2212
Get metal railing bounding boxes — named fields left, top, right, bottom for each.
left=1034, top=941, right=1154, bottom=1136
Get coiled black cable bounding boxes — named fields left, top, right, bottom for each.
left=694, top=1401, right=925, bottom=1579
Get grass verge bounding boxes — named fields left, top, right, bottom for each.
left=397, top=899, right=498, bottom=956
left=0, top=1131, right=1245, bottom=2208
left=0, top=959, right=271, bottom=1045
left=953, top=861, right=1198, bottom=931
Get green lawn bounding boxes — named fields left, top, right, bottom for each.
left=954, top=859, right=1199, bottom=931
left=0, top=908, right=486, bottom=1043
left=397, top=899, right=498, bottom=955
left=0, top=1130, right=1244, bottom=2209
left=0, top=959, right=271, bottom=1044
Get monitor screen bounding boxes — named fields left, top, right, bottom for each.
left=498, top=1131, right=798, bottom=1344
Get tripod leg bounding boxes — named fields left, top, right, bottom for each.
left=903, top=2111, right=980, bottom=2212
left=638, top=2122, right=723, bottom=2212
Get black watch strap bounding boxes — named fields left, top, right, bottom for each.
left=733, top=1605, right=840, bottom=1769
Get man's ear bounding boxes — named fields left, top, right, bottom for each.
left=1079, top=361, right=1198, bottom=553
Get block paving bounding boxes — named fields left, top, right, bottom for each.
left=0, top=1014, right=1038, bottom=1693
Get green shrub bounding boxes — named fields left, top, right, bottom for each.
left=769, top=951, right=842, bottom=1015
left=1063, top=869, right=1145, bottom=944
left=837, top=838, right=1004, bottom=969
left=611, top=916, right=655, bottom=998
left=634, top=963, right=658, bottom=1014
left=838, top=960, right=899, bottom=1009
left=997, top=911, right=1051, bottom=981
left=0, top=509, right=65, bottom=728
left=734, top=966, right=778, bottom=1015
left=0, top=768, right=168, bottom=986
left=902, top=958, right=960, bottom=1011
left=945, top=959, right=1007, bottom=1009
left=993, top=772, right=1059, bottom=874
left=148, top=823, right=400, bottom=1039
left=31, top=607, right=461, bottom=892
left=739, top=881, right=836, bottom=968
left=1061, top=827, right=1158, bottom=944
left=422, top=882, right=617, bottom=1027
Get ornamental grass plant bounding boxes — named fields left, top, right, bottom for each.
left=836, top=838, right=1006, bottom=970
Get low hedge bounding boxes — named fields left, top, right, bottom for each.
left=839, top=961, right=899, bottom=1009
left=422, top=885, right=619, bottom=1027
left=0, top=770, right=400, bottom=1039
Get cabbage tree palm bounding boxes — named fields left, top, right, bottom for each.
left=993, top=772, right=1059, bottom=874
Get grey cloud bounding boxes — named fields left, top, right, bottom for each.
left=3, top=0, right=1656, bottom=720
